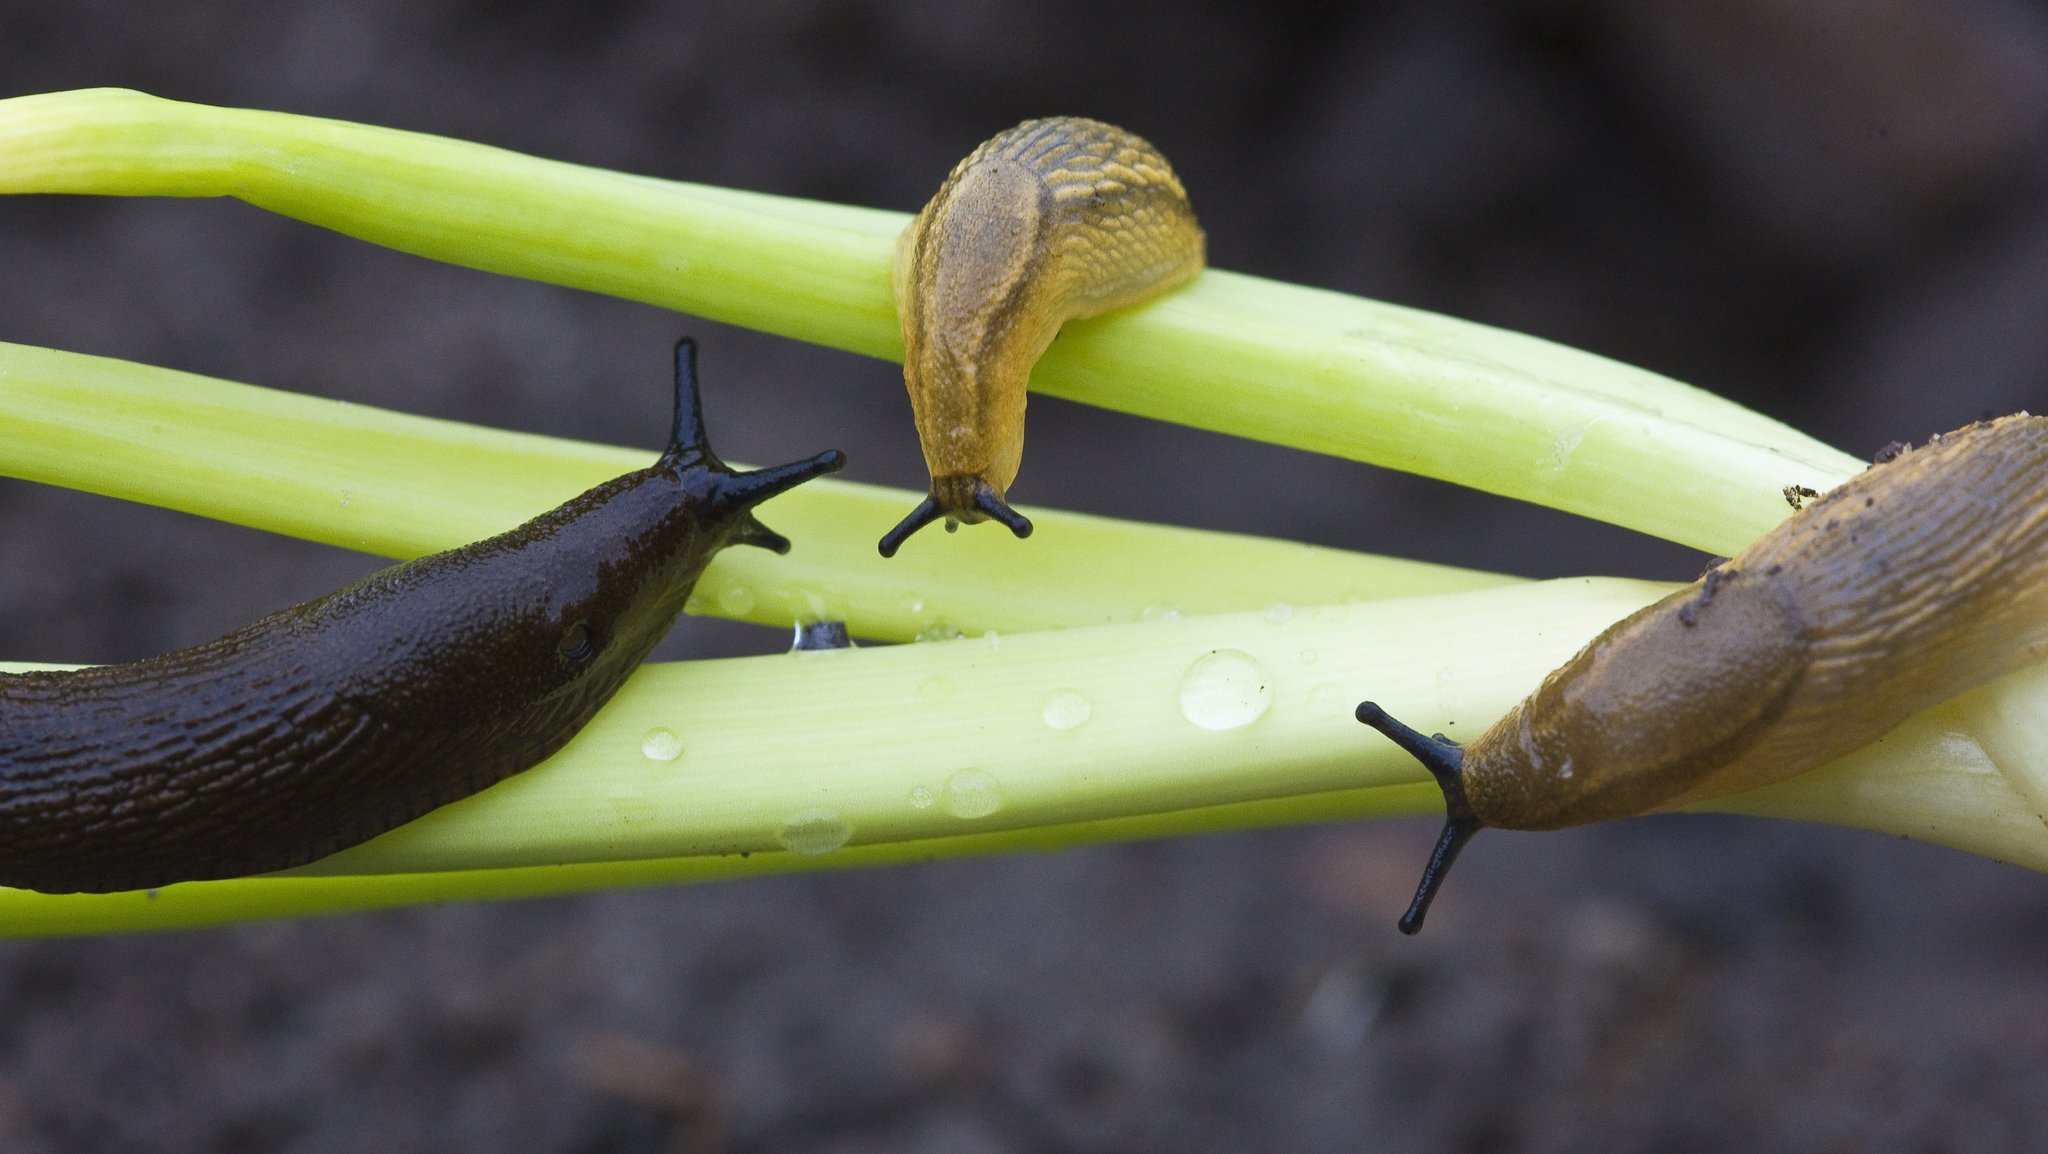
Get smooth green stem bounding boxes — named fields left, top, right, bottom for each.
left=0, top=783, right=1445, bottom=939
left=0, top=340, right=1513, bottom=639
left=0, top=88, right=1862, bottom=555
left=3, top=575, right=2045, bottom=937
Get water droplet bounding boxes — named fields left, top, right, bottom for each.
left=338, top=491, right=352, bottom=508
left=941, top=769, right=1005, bottom=819
left=918, top=676, right=957, bottom=703
left=1178, top=650, right=1274, bottom=731
left=1042, top=689, right=1093, bottom=730
left=776, top=808, right=851, bottom=856
left=1140, top=604, right=1184, bottom=622
left=796, top=588, right=841, bottom=621
left=718, top=584, right=757, bottom=616
left=606, top=787, right=658, bottom=826
left=683, top=591, right=707, bottom=615
left=640, top=728, right=684, bottom=762
left=909, top=785, right=937, bottom=810
left=1311, top=604, right=1348, bottom=625
left=790, top=620, right=853, bottom=652
left=914, top=621, right=964, bottom=643
left=982, top=630, right=1001, bottom=649
left=1307, top=683, right=1350, bottom=716
left=1299, top=649, right=1319, bottom=665
left=1264, top=603, right=1294, bottom=624
left=900, top=593, right=926, bottom=614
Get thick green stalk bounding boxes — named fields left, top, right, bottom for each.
left=0, top=775, right=1444, bottom=938
left=2, top=574, right=2042, bottom=937
left=0, top=341, right=1512, bottom=638
left=0, top=87, right=1861, bottom=555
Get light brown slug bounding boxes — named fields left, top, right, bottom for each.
left=1357, top=413, right=2048, bottom=933
left=878, top=116, right=1206, bottom=557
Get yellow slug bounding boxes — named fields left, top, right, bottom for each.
left=1357, top=414, right=2048, bottom=932
left=878, top=116, right=1206, bottom=557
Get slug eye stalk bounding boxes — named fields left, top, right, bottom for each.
left=969, top=481, right=1032, bottom=539
left=662, top=336, right=843, bottom=551
left=1356, top=701, right=1480, bottom=935
left=877, top=495, right=942, bottom=558
left=876, top=479, right=1034, bottom=557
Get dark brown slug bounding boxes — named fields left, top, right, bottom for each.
left=1357, top=413, right=2048, bottom=933
left=0, top=339, right=843, bottom=894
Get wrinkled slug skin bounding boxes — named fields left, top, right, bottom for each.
left=1463, top=415, right=2048, bottom=830
left=0, top=343, right=843, bottom=894
left=890, top=116, right=1205, bottom=529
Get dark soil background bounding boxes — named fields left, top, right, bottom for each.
left=5, top=2, right=2048, bottom=1151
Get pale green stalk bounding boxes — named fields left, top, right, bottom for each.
left=3, top=574, right=2042, bottom=938
left=1, top=89, right=2044, bottom=937
left=0, top=88, right=1861, bottom=556
left=0, top=766, right=1444, bottom=937
left=0, top=342, right=1511, bottom=639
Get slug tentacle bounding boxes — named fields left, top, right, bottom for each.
left=883, top=116, right=1205, bottom=555
left=0, top=338, right=842, bottom=894
left=713, top=452, right=847, bottom=523
left=661, top=338, right=714, bottom=464
left=1402, top=817, right=1482, bottom=937
left=726, top=514, right=794, bottom=556
left=1355, top=702, right=1468, bottom=792
left=878, top=496, right=945, bottom=558
left=1356, top=702, right=1480, bottom=934
left=663, top=336, right=843, bottom=551
left=970, top=479, right=1033, bottom=539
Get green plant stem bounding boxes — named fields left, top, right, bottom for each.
left=0, top=774, right=1444, bottom=938
left=0, top=87, right=1861, bottom=555
left=0, top=341, right=1512, bottom=638
left=3, top=572, right=2044, bottom=936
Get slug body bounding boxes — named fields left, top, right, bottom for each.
left=879, top=116, right=1206, bottom=556
left=1359, top=415, right=2048, bottom=932
left=0, top=341, right=843, bottom=894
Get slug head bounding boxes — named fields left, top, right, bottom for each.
left=1460, top=573, right=1809, bottom=832
left=1355, top=702, right=1481, bottom=935
left=633, top=336, right=845, bottom=625
left=380, top=339, right=843, bottom=722
left=1346, top=570, right=1813, bottom=935
left=877, top=476, right=1032, bottom=557
left=659, top=337, right=846, bottom=551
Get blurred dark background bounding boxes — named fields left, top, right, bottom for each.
left=4, top=1, right=2048, bottom=1150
